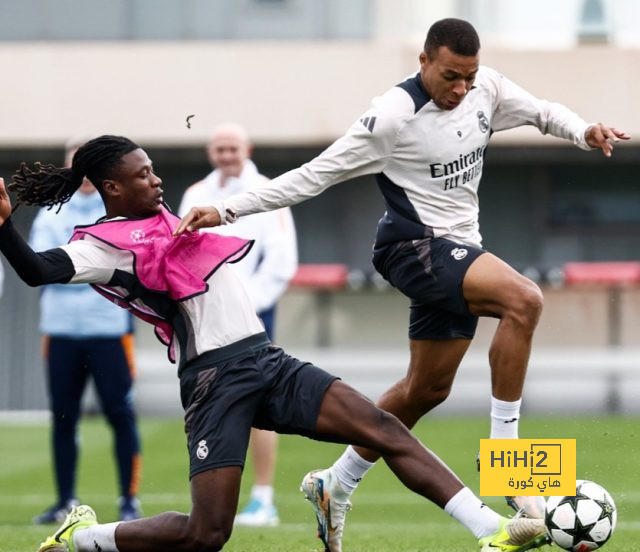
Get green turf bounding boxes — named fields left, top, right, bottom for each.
left=0, top=415, right=637, bottom=551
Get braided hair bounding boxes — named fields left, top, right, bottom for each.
left=9, top=135, right=140, bottom=212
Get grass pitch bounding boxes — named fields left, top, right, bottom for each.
left=0, top=415, right=637, bottom=551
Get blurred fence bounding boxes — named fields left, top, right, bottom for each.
left=132, top=344, right=640, bottom=417
left=2, top=267, right=638, bottom=417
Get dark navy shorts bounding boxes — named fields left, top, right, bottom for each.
left=372, top=237, right=486, bottom=340
left=180, top=345, right=338, bottom=478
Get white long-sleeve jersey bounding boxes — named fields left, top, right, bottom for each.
left=214, top=66, right=592, bottom=248
left=179, top=160, right=298, bottom=313
left=58, top=237, right=265, bottom=372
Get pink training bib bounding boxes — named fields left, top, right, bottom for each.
left=70, top=206, right=252, bottom=362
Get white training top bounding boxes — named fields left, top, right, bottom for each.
left=179, top=160, right=298, bottom=314
left=213, top=66, right=592, bottom=248
left=59, top=235, right=265, bottom=366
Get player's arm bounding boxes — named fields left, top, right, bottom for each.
left=176, top=106, right=404, bottom=234
left=0, top=218, right=75, bottom=286
left=489, top=69, right=629, bottom=156
left=0, top=177, right=75, bottom=286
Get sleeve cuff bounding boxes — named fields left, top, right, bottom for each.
left=212, top=201, right=238, bottom=225
left=577, top=123, right=595, bottom=151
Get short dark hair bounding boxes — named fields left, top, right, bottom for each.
left=10, top=135, right=139, bottom=211
left=424, top=18, right=480, bottom=60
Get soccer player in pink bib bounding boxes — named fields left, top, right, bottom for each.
left=0, top=135, right=548, bottom=552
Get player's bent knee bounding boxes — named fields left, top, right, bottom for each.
left=522, top=284, right=544, bottom=322
left=184, top=527, right=229, bottom=551
left=508, top=281, right=544, bottom=329
left=369, top=409, right=414, bottom=453
left=405, top=380, right=452, bottom=411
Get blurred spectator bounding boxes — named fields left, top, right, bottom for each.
left=179, top=123, right=298, bottom=527
left=30, top=137, right=142, bottom=524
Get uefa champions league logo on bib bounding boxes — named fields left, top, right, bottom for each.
left=130, top=229, right=146, bottom=244
left=129, top=229, right=158, bottom=246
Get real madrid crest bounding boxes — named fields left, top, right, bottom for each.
left=477, top=110, right=490, bottom=133
left=196, top=439, right=209, bottom=460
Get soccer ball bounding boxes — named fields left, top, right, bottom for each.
left=545, top=480, right=617, bottom=551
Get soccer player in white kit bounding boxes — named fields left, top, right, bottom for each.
left=177, top=18, right=630, bottom=551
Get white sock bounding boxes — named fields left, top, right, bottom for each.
left=331, top=446, right=375, bottom=495
left=444, top=487, right=501, bottom=539
left=251, top=484, right=274, bottom=506
left=73, top=522, right=120, bottom=552
left=490, top=397, right=521, bottom=439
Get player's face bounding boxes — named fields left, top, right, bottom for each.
left=420, top=46, right=479, bottom=110
left=207, top=132, right=250, bottom=179
left=107, top=148, right=164, bottom=217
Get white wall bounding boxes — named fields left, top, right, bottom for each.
left=0, top=41, right=637, bottom=147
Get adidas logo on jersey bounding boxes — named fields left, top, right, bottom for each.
left=359, top=116, right=376, bottom=132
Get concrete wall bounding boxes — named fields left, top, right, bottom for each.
left=2, top=280, right=638, bottom=415
left=130, top=284, right=640, bottom=416
left=271, top=286, right=640, bottom=351
left=0, top=42, right=637, bottom=147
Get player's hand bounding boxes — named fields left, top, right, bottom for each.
left=0, top=178, right=13, bottom=225
left=585, top=124, right=630, bottom=157
left=173, top=206, right=222, bottom=235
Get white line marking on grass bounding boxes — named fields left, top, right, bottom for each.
left=1, top=493, right=190, bottom=505
left=4, top=490, right=640, bottom=505
left=7, top=521, right=639, bottom=532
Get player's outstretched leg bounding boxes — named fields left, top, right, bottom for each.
left=307, top=381, right=550, bottom=552
left=298, top=339, right=470, bottom=550
left=37, top=505, right=98, bottom=552
left=300, top=469, right=549, bottom=552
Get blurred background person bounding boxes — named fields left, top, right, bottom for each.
left=179, top=122, right=298, bottom=527
left=30, top=137, right=142, bottom=524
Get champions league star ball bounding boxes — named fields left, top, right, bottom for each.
left=545, top=480, right=617, bottom=551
